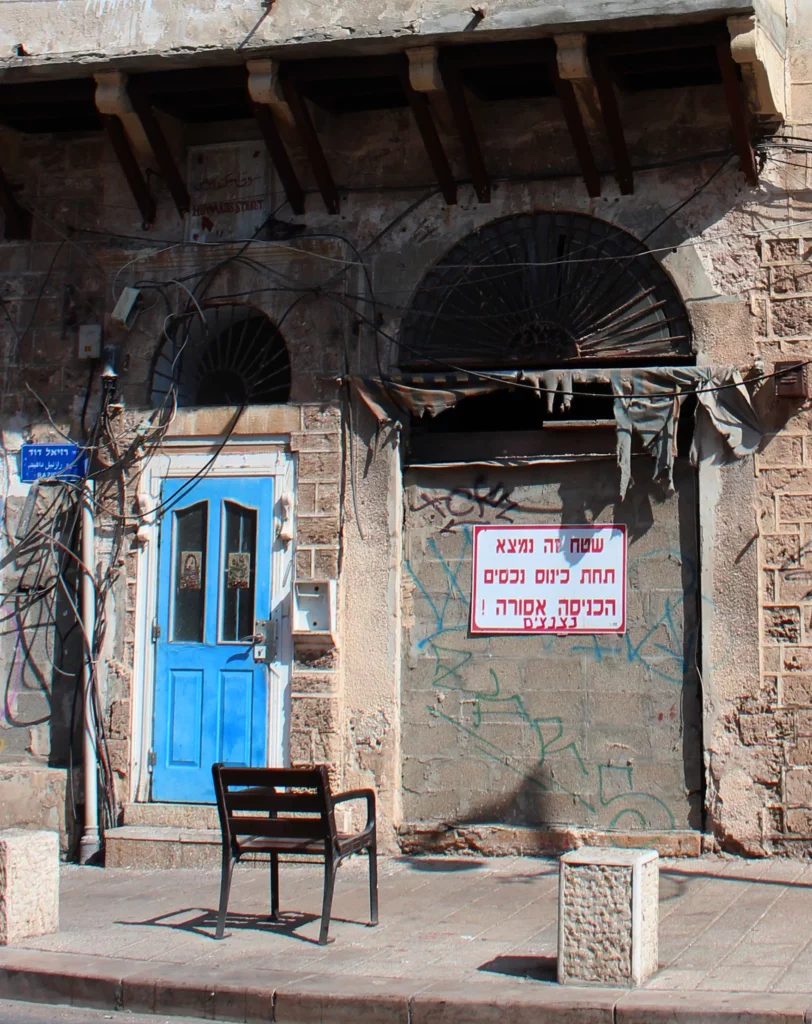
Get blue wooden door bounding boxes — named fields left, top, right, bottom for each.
left=152, top=476, right=274, bottom=803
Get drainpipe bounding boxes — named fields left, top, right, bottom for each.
left=79, top=478, right=100, bottom=865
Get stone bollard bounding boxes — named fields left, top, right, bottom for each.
left=558, top=847, right=658, bottom=987
left=0, top=829, right=59, bottom=945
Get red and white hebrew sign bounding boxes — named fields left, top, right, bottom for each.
left=471, top=525, right=626, bottom=635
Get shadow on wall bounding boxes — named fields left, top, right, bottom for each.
left=1, top=492, right=83, bottom=856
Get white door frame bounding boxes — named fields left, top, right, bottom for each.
left=130, top=437, right=294, bottom=803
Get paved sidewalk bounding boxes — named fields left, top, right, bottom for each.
left=3, top=855, right=812, bottom=1022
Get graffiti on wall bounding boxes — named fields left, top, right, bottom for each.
left=403, top=470, right=707, bottom=831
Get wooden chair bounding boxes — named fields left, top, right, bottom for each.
left=211, top=763, right=378, bottom=945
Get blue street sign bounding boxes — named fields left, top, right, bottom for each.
left=20, top=444, right=88, bottom=483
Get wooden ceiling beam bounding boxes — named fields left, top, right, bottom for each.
left=127, top=84, right=191, bottom=218
left=0, top=165, right=31, bottom=240
left=99, top=113, right=156, bottom=227
left=280, top=71, right=340, bottom=214
left=439, top=61, right=490, bottom=203
left=250, top=101, right=306, bottom=215
left=715, top=31, right=759, bottom=185
left=550, top=61, right=601, bottom=199
left=400, top=53, right=457, bottom=206
left=588, top=44, right=633, bottom=195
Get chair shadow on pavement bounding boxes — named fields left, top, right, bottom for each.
left=479, top=955, right=557, bottom=983
left=114, top=907, right=358, bottom=945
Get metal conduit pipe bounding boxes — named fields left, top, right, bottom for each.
left=79, top=478, right=100, bottom=865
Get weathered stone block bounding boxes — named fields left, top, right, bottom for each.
left=317, top=483, right=339, bottom=514
left=0, top=829, right=59, bottom=944
left=302, top=405, right=341, bottom=431
left=786, top=808, right=812, bottom=834
left=314, top=548, right=339, bottom=578
left=758, top=435, right=804, bottom=468
left=764, top=534, right=801, bottom=568
left=771, top=297, right=812, bottom=337
left=779, top=494, right=812, bottom=523
left=763, top=606, right=802, bottom=644
left=785, top=767, right=812, bottom=805
left=782, top=673, right=812, bottom=705
left=558, top=847, right=658, bottom=988
left=297, top=515, right=339, bottom=546
left=298, top=452, right=341, bottom=482
left=762, top=238, right=800, bottom=264
left=296, top=548, right=313, bottom=579
left=290, top=695, right=339, bottom=734
left=773, top=264, right=812, bottom=295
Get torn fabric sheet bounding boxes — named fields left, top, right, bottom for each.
left=349, top=366, right=761, bottom=497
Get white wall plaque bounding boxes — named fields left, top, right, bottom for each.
left=471, top=524, right=626, bottom=635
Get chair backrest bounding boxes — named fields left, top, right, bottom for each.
left=212, top=764, right=337, bottom=851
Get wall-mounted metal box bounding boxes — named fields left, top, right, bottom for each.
left=775, top=361, right=809, bottom=399
left=292, top=580, right=337, bottom=640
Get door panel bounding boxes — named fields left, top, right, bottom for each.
left=152, top=475, right=274, bottom=803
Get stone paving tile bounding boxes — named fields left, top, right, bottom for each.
left=698, top=965, right=789, bottom=992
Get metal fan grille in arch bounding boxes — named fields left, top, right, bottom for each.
left=149, top=305, right=292, bottom=408
left=398, top=212, right=692, bottom=369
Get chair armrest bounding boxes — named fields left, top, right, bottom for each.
left=333, top=788, right=376, bottom=832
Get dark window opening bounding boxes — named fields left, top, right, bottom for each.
left=406, top=385, right=697, bottom=464
left=149, top=306, right=291, bottom=408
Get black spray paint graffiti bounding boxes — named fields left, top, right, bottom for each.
left=410, top=476, right=517, bottom=534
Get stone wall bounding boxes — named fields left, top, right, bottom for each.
left=3, top=35, right=812, bottom=856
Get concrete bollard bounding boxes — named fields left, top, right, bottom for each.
left=558, top=846, right=658, bottom=987
left=0, top=829, right=59, bottom=945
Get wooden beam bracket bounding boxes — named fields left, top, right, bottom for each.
left=716, top=30, right=759, bottom=185
left=588, top=44, right=634, bottom=195
left=401, top=52, right=457, bottom=206
left=439, top=61, right=490, bottom=203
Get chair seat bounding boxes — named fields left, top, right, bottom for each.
left=237, top=827, right=374, bottom=857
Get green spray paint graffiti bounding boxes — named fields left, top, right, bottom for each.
left=405, top=527, right=678, bottom=830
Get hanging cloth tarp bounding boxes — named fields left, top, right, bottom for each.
left=348, top=366, right=762, bottom=498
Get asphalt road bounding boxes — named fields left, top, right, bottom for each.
left=0, top=1001, right=205, bottom=1024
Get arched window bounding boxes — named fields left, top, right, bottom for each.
left=149, top=304, right=292, bottom=408
left=398, top=212, right=691, bottom=369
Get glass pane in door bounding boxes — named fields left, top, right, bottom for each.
left=221, top=501, right=257, bottom=642
left=171, top=502, right=207, bottom=642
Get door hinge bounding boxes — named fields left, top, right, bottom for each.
left=147, top=749, right=156, bottom=771
left=151, top=619, right=161, bottom=642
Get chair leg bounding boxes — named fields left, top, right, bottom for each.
left=270, top=852, right=279, bottom=922
left=368, top=843, right=379, bottom=927
left=318, top=856, right=337, bottom=945
left=215, top=854, right=236, bottom=940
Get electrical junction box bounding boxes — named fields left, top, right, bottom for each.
left=111, top=286, right=140, bottom=328
left=78, top=324, right=102, bottom=360
left=292, top=580, right=337, bottom=640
